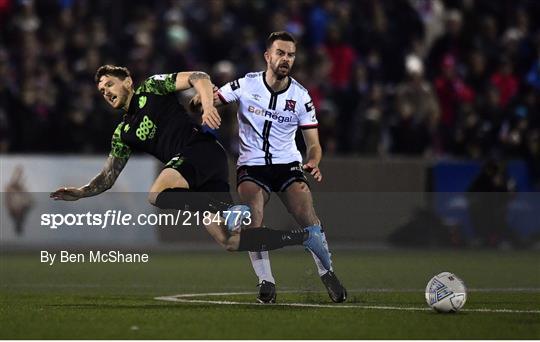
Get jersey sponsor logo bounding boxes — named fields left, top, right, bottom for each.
left=138, top=96, right=147, bottom=109
left=230, top=79, right=240, bottom=91
left=248, top=105, right=292, bottom=123
left=284, top=99, right=296, bottom=112
left=135, top=115, right=157, bottom=141
left=305, top=100, right=315, bottom=112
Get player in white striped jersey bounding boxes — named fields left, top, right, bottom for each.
left=215, top=71, right=317, bottom=166
left=207, top=31, right=347, bottom=303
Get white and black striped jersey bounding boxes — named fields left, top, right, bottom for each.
left=217, top=71, right=318, bottom=166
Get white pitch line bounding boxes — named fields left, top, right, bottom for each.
left=154, top=295, right=431, bottom=311
left=154, top=292, right=540, bottom=314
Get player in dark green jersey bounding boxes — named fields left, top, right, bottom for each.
left=50, top=65, right=332, bottom=268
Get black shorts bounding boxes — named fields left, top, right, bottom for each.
left=164, top=132, right=232, bottom=203
left=236, top=161, right=308, bottom=193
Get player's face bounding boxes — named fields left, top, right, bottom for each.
left=97, top=75, right=133, bottom=109
left=265, top=40, right=296, bottom=79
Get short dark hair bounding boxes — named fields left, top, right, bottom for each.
left=94, top=65, right=131, bottom=84
left=266, top=31, right=296, bottom=49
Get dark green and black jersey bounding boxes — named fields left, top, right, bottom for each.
left=109, top=73, right=199, bottom=162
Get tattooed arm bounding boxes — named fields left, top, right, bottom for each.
left=176, top=71, right=221, bottom=129
left=50, top=156, right=128, bottom=201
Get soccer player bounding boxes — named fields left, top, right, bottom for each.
left=200, top=32, right=347, bottom=303
left=50, top=65, right=332, bottom=267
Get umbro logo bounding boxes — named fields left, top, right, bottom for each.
left=252, top=94, right=261, bottom=101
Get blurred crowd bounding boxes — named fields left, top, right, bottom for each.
left=1, top=0, right=540, bottom=168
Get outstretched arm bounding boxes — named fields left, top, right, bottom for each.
left=50, top=156, right=128, bottom=201
left=189, top=77, right=243, bottom=112
left=176, top=71, right=221, bottom=129
left=189, top=84, right=224, bottom=108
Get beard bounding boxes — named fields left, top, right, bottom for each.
left=272, top=62, right=290, bottom=80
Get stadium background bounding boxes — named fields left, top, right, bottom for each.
left=2, top=0, right=539, bottom=247
left=1, top=0, right=540, bottom=339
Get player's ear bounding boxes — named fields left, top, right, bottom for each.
left=124, top=76, right=133, bottom=88
left=264, top=50, right=270, bottom=64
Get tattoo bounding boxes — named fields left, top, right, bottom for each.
left=80, top=156, right=128, bottom=197
left=188, top=72, right=210, bottom=86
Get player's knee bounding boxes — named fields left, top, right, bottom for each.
left=148, top=192, right=158, bottom=206
left=297, top=182, right=310, bottom=192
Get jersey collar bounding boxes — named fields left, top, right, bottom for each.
left=262, top=71, right=291, bottom=95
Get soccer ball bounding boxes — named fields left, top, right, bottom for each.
left=425, top=272, right=467, bottom=313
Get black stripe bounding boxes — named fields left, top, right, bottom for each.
left=262, top=120, right=272, bottom=165
left=268, top=94, right=278, bottom=110
left=262, top=71, right=290, bottom=111
left=262, top=121, right=269, bottom=152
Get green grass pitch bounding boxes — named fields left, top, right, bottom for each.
left=1, top=249, right=539, bottom=339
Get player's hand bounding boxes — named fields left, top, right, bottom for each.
left=201, top=105, right=221, bottom=129
left=303, top=161, right=323, bottom=182
left=50, top=187, right=84, bottom=201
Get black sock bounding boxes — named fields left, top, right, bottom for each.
left=154, top=188, right=231, bottom=212
left=237, top=228, right=308, bottom=251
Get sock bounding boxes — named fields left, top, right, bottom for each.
left=238, top=228, right=307, bottom=251
left=249, top=251, right=275, bottom=284
left=307, top=225, right=334, bottom=275
left=154, top=188, right=231, bottom=212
